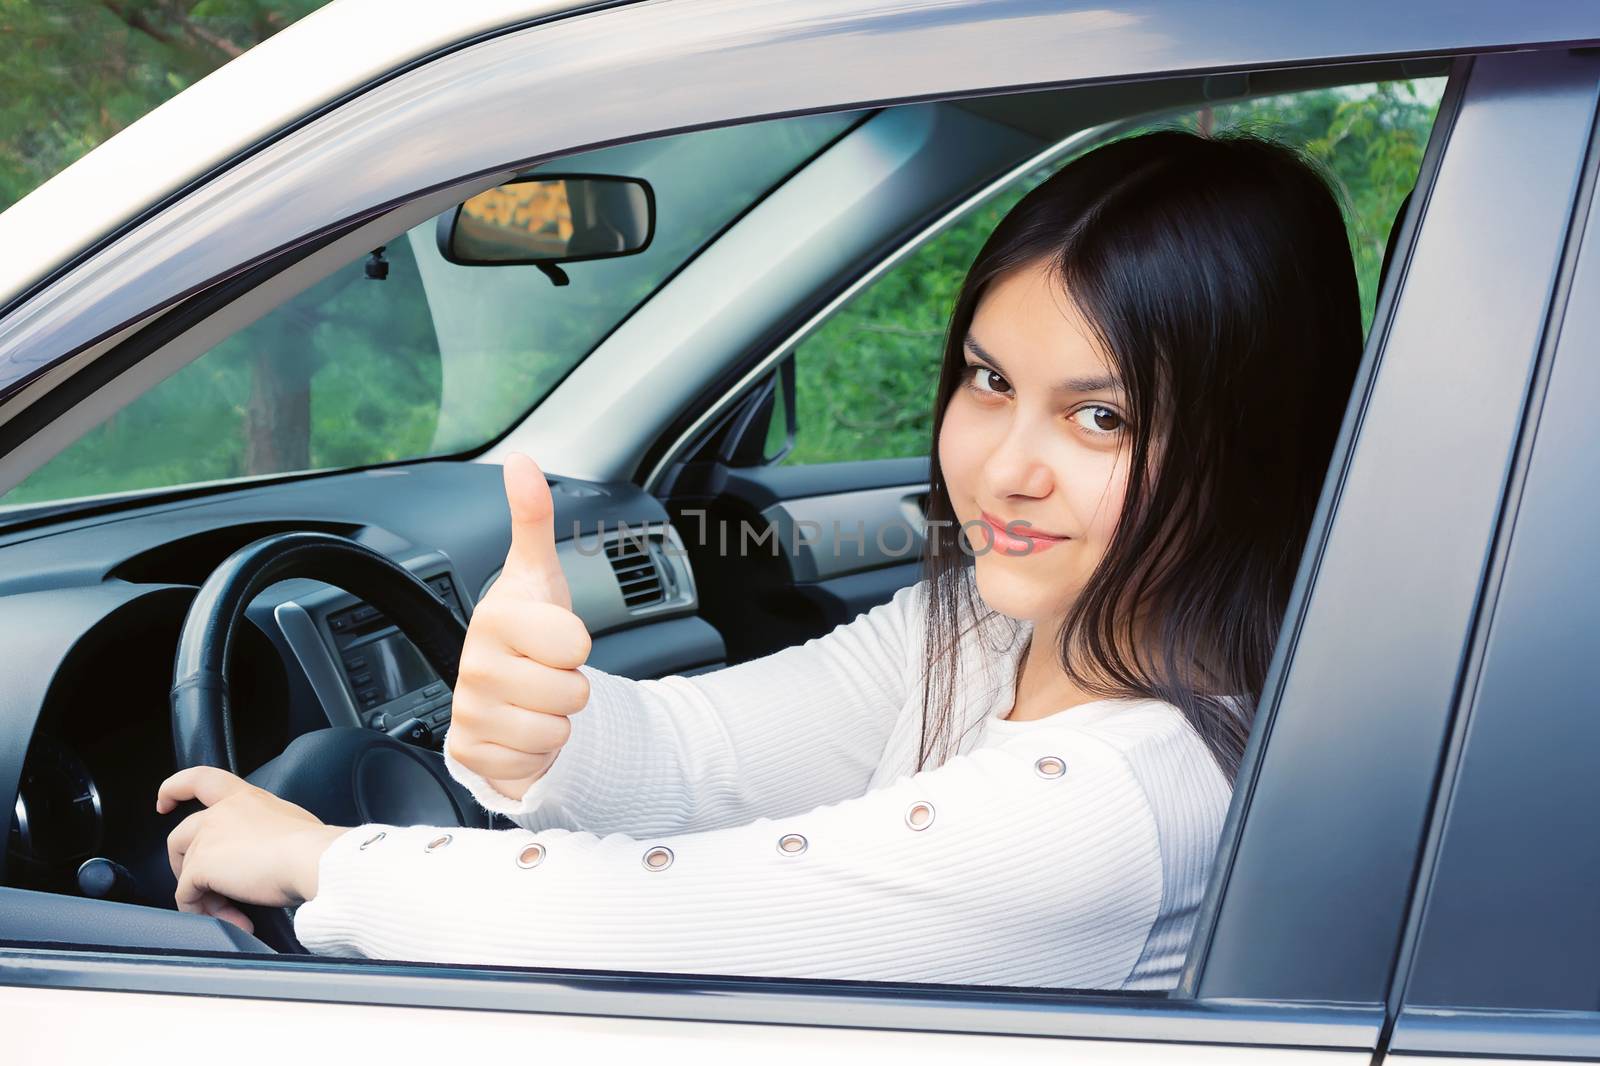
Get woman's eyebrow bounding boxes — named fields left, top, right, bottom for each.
left=963, top=333, right=1122, bottom=394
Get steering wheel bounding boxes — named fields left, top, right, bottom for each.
left=169, top=531, right=481, bottom=951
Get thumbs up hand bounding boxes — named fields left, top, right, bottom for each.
left=445, top=453, right=594, bottom=801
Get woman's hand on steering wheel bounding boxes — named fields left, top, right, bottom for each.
left=156, top=766, right=347, bottom=933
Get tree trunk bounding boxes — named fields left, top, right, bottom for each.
left=244, top=330, right=315, bottom=475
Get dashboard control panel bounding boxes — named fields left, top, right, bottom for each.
left=317, top=569, right=463, bottom=734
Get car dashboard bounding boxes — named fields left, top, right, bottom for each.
left=0, top=459, right=722, bottom=921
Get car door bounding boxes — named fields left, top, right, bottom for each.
left=2, top=3, right=1599, bottom=1062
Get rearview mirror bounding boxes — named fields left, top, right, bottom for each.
left=436, top=174, right=655, bottom=281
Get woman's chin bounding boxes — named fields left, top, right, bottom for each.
left=970, top=558, right=1066, bottom=623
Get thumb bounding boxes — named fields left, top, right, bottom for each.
left=501, top=452, right=570, bottom=609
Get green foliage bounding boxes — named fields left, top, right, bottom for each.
left=785, top=172, right=1042, bottom=466
left=1173, top=80, right=1438, bottom=335
left=782, top=80, right=1442, bottom=466
left=0, top=0, right=320, bottom=211
left=4, top=240, right=442, bottom=503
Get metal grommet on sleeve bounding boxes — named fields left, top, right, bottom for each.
left=359, top=831, right=386, bottom=850
left=777, top=833, right=808, bottom=855
left=1035, top=755, right=1066, bottom=778
left=642, top=845, right=674, bottom=871
left=424, top=833, right=452, bottom=852
left=516, top=842, right=546, bottom=869
left=904, top=801, right=935, bottom=831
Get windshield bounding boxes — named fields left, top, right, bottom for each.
left=0, top=111, right=858, bottom=511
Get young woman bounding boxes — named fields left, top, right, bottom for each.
left=155, top=127, right=1364, bottom=990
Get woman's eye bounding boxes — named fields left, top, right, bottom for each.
left=1070, top=405, right=1125, bottom=438
left=960, top=364, right=1010, bottom=398
left=959, top=364, right=1123, bottom=438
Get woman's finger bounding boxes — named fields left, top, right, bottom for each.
left=173, top=845, right=208, bottom=914
left=156, top=765, right=251, bottom=814
left=447, top=737, right=556, bottom=781
left=481, top=597, right=592, bottom=670
left=166, top=807, right=208, bottom=880
left=461, top=650, right=591, bottom=717
left=456, top=699, right=574, bottom=757
left=202, top=895, right=255, bottom=935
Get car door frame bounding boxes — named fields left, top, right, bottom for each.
left=0, top=4, right=1597, bottom=1059
left=1383, top=53, right=1600, bottom=1065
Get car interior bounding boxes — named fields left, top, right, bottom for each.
left=0, top=54, right=1449, bottom=965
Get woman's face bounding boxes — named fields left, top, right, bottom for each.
left=938, top=257, right=1135, bottom=625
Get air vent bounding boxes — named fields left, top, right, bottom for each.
left=605, top=532, right=666, bottom=609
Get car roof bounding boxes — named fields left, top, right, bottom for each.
left=0, top=0, right=583, bottom=311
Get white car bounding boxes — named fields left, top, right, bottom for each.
left=2, top=1, right=1599, bottom=1062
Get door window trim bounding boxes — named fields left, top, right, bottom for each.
left=1387, top=44, right=1600, bottom=1052
left=0, top=943, right=1385, bottom=1048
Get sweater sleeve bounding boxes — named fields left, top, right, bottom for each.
left=293, top=720, right=1169, bottom=990
left=441, top=578, right=926, bottom=837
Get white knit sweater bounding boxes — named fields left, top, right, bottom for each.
left=293, top=575, right=1233, bottom=989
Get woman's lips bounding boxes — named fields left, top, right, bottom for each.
left=979, top=510, right=1067, bottom=554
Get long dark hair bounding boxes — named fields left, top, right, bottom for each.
left=917, top=127, right=1363, bottom=783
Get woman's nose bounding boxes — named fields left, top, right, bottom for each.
left=982, top=418, right=1054, bottom=499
